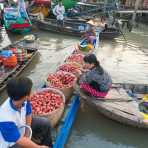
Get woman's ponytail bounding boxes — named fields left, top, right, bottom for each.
left=95, top=60, right=104, bottom=75
left=84, top=54, right=104, bottom=75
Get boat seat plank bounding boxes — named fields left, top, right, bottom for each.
left=99, top=101, right=141, bottom=118
left=105, top=88, right=130, bottom=100
left=96, top=103, right=143, bottom=123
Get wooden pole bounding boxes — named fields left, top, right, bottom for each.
left=132, top=0, right=142, bottom=26
left=104, top=0, right=108, bottom=12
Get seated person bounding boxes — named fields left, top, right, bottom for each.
left=81, top=27, right=96, bottom=47
left=79, top=54, right=112, bottom=97
left=0, top=77, right=52, bottom=148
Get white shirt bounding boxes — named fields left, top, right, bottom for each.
left=0, top=98, right=32, bottom=148
left=53, top=4, right=65, bottom=20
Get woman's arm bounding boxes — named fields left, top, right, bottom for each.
left=79, top=70, right=93, bottom=84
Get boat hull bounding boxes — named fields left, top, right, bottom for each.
left=76, top=84, right=148, bottom=128
left=0, top=39, right=38, bottom=92
left=32, top=19, right=120, bottom=40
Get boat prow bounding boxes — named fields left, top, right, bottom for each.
left=75, top=84, right=148, bottom=128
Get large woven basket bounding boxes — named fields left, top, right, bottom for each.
left=33, top=88, right=65, bottom=127
left=57, top=62, right=82, bottom=79
left=65, top=53, right=84, bottom=66
left=46, top=71, right=77, bottom=102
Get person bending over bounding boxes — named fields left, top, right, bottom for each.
left=79, top=54, right=112, bottom=97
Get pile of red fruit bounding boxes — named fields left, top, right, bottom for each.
left=47, top=71, right=76, bottom=88
left=58, top=63, right=81, bottom=75
left=30, top=89, right=64, bottom=115
left=66, top=54, right=84, bottom=65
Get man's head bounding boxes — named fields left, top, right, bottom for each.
left=58, top=0, right=62, bottom=6
left=6, top=77, right=33, bottom=101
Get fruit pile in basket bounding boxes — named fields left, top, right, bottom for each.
left=47, top=71, right=77, bottom=89
left=57, top=62, right=81, bottom=76
left=66, top=53, right=84, bottom=65
left=30, top=88, right=64, bottom=115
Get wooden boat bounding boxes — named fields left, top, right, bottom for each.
left=0, top=37, right=38, bottom=92
left=32, top=18, right=120, bottom=39
left=75, top=83, right=148, bottom=128
left=3, top=7, right=32, bottom=34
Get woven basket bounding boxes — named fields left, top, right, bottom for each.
left=46, top=71, right=77, bottom=102
left=33, top=88, right=65, bottom=127
left=65, top=53, right=84, bottom=66
left=57, top=62, right=82, bottom=79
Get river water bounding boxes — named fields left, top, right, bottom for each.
left=0, top=24, right=148, bottom=148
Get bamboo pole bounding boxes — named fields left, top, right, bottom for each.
left=104, top=0, right=108, bottom=12
left=132, top=0, right=142, bottom=26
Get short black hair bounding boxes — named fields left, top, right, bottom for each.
left=6, top=77, right=33, bottom=101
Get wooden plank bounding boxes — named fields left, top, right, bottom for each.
left=96, top=102, right=143, bottom=123
left=117, top=10, right=148, bottom=14
left=98, top=101, right=141, bottom=118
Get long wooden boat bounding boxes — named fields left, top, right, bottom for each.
left=75, top=83, right=148, bottom=128
left=32, top=18, right=120, bottom=39
left=0, top=37, right=38, bottom=92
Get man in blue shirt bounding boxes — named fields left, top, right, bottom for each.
left=0, top=77, right=52, bottom=148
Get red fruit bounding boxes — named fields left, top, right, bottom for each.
left=66, top=54, right=84, bottom=65
left=47, top=71, right=76, bottom=89
left=30, top=90, right=63, bottom=115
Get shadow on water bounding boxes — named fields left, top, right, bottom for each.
left=67, top=103, right=148, bottom=148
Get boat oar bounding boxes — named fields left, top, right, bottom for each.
left=79, top=91, right=134, bottom=102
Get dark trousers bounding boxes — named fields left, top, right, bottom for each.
left=31, top=116, right=53, bottom=147
left=57, top=20, right=64, bottom=27
left=10, top=117, right=53, bottom=148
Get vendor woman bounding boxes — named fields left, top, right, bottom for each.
left=81, top=27, right=96, bottom=48
left=79, top=54, right=112, bottom=97
left=0, top=77, right=52, bottom=148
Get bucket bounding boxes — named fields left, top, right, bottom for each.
left=3, top=54, right=17, bottom=67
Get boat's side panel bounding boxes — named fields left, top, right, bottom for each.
left=32, top=19, right=120, bottom=39
left=0, top=45, right=38, bottom=92
left=80, top=87, right=148, bottom=128
left=53, top=95, right=80, bottom=148
left=33, top=19, right=82, bottom=37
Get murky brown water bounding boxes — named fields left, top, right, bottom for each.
left=0, top=24, right=148, bottom=148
